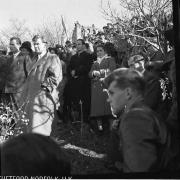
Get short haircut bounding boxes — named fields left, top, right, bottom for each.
left=32, top=34, right=46, bottom=43
left=1, top=133, right=71, bottom=176
left=10, top=37, right=21, bottom=45
left=77, top=39, right=85, bottom=45
left=104, top=68, right=146, bottom=95
left=96, top=43, right=105, bottom=51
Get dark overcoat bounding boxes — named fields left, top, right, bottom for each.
left=66, top=51, right=93, bottom=121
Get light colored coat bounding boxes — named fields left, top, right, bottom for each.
left=19, top=52, right=62, bottom=136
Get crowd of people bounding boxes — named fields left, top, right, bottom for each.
left=0, top=24, right=179, bottom=176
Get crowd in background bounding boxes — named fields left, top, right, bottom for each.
left=0, top=21, right=179, bottom=175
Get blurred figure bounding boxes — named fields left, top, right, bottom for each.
left=71, top=43, right=77, bottom=55
left=84, top=42, right=94, bottom=54
left=104, top=42, right=118, bottom=64
left=20, top=41, right=34, bottom=58
left=48, top=47, right=56, bottom=54
left=55, top=44, right=66, bottom=61
left=1, top=133, right=71, bottom=176
left=89, top=43, right=116, bottom=133
left=104, top=68, right=170, bottom=172
left=19, top=35, right=62, bottom=136
left=64, top=41, right=74, bottom=66
left=128, top=54, right=162, bottom=115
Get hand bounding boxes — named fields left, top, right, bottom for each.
left=93, top=70, right=100, bottom=77
left=111, top=119, right=120, bottom=130
left=71, top=70, right=75, bottom=77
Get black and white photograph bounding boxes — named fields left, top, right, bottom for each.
left=0, top=0, right=179, bottom=178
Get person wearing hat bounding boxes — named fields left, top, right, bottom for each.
left=128, top=54, right=162, bottom=116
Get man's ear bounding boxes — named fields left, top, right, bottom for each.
left=125, top=87, right=133, bottom=100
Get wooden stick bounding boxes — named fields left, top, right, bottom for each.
left=79, top=100, right=83, bottom=139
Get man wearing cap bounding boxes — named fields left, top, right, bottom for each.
left=128, top=54, right=162, bottom=114
left=2, top=37, right=32, bottom=107
left=19, top=35, right=62, bottom=136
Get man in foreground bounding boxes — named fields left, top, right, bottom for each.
left=104, top=68, right=170, bottom=172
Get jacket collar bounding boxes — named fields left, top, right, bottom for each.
left=124, top=95, right=145, bottom=114
left=28, top=51, right=49, bottom=75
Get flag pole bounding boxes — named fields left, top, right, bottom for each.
left=79, top=100, right=83, bottom=140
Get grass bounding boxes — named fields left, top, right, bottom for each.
left=53, top=121, right=115, bottom=175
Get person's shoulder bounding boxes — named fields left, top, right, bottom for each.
left=71, top=53, right=78, bottom=59
left=122, top=105, right=155, bottom=128
left=48, top=52, right=57, bottom=58
left=144, top=70, right=159, bottom=81
left=81, top=51, right=92, bottom=57
left=106, top=56, right=116, bottom=62
left=47, top=53, right=60, bottom=62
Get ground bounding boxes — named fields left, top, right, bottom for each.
left=53, top=121, right=117, bottom=175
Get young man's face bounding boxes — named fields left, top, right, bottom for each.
left=106, top=81, right=127, bottom=116
left=96, top=47, right=105, bottom=58
left=76, top=40, right=84, bottom=52
left=9, top=39, right=21, bottom=54
left=33, top=38, right=46, bottom=54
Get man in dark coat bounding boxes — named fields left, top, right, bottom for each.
left=1, top=37, right=32, bottom=107
left=66, top=39, right=93, bottom=123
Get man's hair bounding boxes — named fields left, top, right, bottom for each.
left=104, top=68, right=146, bottom=95
left=32, top=34, right=46, bottom=43
left=1, top=133, right=71, bottom=176
left=77, top=39, right=85, bottom=45
left=10, top=37, right=21, bottom=45
left=96, top=43, right=105, bottom=50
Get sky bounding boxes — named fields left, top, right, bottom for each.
left=0, top=0, right=121, bottom=32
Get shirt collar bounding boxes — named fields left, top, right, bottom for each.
left=13, top=51, right=20, bottom=58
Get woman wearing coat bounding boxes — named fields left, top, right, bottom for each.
left=89, top=43, right=116, bottom=133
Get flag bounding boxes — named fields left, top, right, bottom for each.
left=61, top=15, right=68, bottom=39
left=72, top=23, right=78, bottom=43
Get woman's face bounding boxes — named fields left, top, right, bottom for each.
left=21, top=48, right=30, bottom=55
left=96, top=47, right=106, bottom=58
